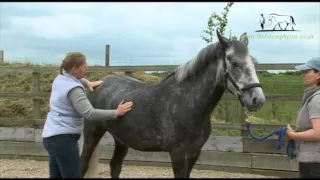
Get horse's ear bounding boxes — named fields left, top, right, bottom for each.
left=216, top=30, right=229, bottom=48
left=239, top=32, right=248, bottom=46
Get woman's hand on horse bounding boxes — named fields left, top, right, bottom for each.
left=88, top=80, right=103, bottom=91
left=116, top=100, right=133, bottom=116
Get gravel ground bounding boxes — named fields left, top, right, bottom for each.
left=0, top=159, right=279, bottom=178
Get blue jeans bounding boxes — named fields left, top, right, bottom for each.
left=299, top=162, right=320, bottom=178
left=43, top=134, right=81, bottom=178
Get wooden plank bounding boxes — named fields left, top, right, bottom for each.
left=0, top=141, right=251, bottom=168
left=222, top=93, right=302, bottom=101
left=0, top=92, right=303, bottom=101
left=241, top=123, right=296, bottom=131
left=0, top=141, right=47, bottom=156
left=263, top=94, right=302, bottom=101
left=243, top=138, right=286, bottom=154
left=257, top=63, right=302, bottom=71
left=0, top=121, right=294, bottom=131
left=8, top=126, right=242, bottom=153
left=36, top=129, right=242, bottom=152
left=0, top=118, right=44, bottom=127
left=99, top=134, right=243, bottom=152
left=212, top=123, right=244, bottom=130
left=212, top=123, right=295, bottom=131
left=0, top=127, right=35, bottom=142
left=102, top=134, right=244, bottom=152
left=0, top=63, right=303, bottom=73
left=0, top=126, right=295, bottom=155
left=29, top=66, right=177, bottom=73
left=90, top=146, right=253, bottom=168
left=197, top=151, right=251, bottom=168
left=0, top=92, right=50, bottom=98
left=202, top=136, right=243, bottom=152
left=0, top=141, right=302, bottom=172
left=0, top=67, right=34, bottom=73
left=251, top=153, right=298, bottom=171
left=250, top=169, right=298, bottom=178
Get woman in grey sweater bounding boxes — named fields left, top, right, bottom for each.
left=287, top=57, right=320, bottom=178
left=42, top=52, right=133, bottom=178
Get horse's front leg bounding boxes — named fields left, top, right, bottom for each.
left=169, top=149, right=201, bottom=178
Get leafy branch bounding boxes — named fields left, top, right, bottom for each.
left=201, top=2, right=235, bottom=43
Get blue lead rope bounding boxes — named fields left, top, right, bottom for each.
left=245, top=119, right=296, bottom=159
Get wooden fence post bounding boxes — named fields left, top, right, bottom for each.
left=105, top=45, right=110, bottom=66
left=0, top=50, right=3, bottom=63
left=241, top=108, right=249, bottom=152
left=32, top=71, right=41, bottom=122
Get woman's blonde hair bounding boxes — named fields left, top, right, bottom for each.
left=60, top=52, right=86, bottom=75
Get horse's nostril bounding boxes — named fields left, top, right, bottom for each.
left=252, top=97, right=257, bottom=105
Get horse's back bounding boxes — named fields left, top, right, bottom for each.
left=101, top=74, right=145, bottom=90
left=87, top=74, right=147, bottom=109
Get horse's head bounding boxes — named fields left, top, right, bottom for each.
left=268, top=14, right=276, bottom=25
left=216, top=30, right=266, bottom=111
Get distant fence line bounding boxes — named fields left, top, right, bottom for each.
left=0, top=63, right=303, bottom=73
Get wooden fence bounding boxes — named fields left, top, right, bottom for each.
left=0, top=63, right=303, bottom=177
left=0, top=126, right=299, bottom=177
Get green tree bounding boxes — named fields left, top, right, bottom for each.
left=201, top=2, right=235, bottom=43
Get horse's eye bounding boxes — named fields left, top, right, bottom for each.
left=231, top=62, right=239, bottom=68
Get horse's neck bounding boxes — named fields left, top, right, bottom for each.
left=165, top=63, right=225, bottom=113
left=191, top=64, right=226, bottom=111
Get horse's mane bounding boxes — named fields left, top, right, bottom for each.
left=173, top=42, right=222, bottom=83
left=158, top=42, right=222, bottom=84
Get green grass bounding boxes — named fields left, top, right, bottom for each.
left=0, top=60, right=306, bottom=136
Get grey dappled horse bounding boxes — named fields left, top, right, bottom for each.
left=79, top=30, right=266, bottom=178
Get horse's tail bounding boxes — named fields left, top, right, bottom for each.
left=79, top=130, right=101, bottom=178
left=290, top=16, right=296, bottom=25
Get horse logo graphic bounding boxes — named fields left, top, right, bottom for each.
left=256, top=13, right=299, bottom=32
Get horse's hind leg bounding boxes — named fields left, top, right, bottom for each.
left=169, top=149, right=201, bottom=178
left=80, top=122, right=106, bottom=178
left=109, top=140, right=128, bottom=178
left=284, top=23, right=290, bottom=30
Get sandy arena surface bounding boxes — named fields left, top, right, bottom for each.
left=0, top=159, right=280, bottom=178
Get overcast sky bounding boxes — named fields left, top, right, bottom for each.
left=0, top=2, right=319, bottom=66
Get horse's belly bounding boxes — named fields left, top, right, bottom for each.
left=108, top=123, right=210, bottom=152
left=113, top=134, right=167, bottom=151
left=107, top=124, right=168, bottom=151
